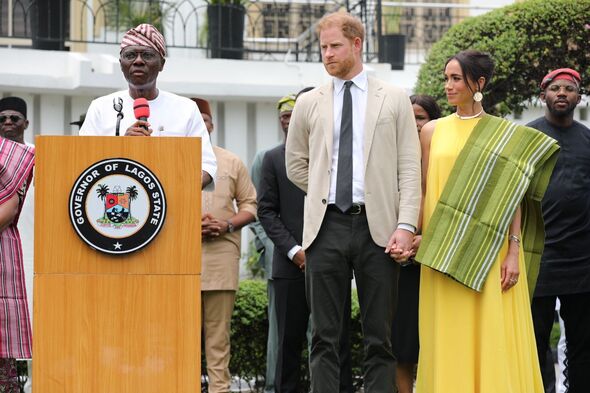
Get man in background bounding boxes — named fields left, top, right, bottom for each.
left=194, top=98, right=257, bottom=393
left=0, top=96, right=35, bottom=391
left=529, top=68, right=590, bottom=393
left=260, top=92, right=353, bottom=392
left=258, top=94, right=308, bottom=392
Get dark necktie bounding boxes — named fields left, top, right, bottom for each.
left=335, top=80, right=353, bottom=213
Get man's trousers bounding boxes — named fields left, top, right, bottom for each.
left=532, top=292, right=590, bottom=393
left=306, top=209, right=399, bottom=393
left=202, top=290, right=236, bottom=393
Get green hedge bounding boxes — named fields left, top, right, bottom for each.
left=229, top=279, right=270, bottom=389
left=203, top=279, right=365, bottom=392
left=415, top=0, right=590, bottom=116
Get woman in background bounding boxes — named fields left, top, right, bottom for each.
left=391, top=94, right=441, bottom=393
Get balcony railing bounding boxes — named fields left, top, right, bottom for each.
left=0, top=0, right=499, bottom=66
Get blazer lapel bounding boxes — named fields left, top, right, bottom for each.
left=364, top=78, right=385, bottom=170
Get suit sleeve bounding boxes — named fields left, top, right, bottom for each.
left=250, top=150, right=265, bottom=192
left=248, top=150, right=270, bottom=252
left=258, top=151, right=299, bottom=257
left=395, top=93, right=422, bottom=227
left=285, top=99, right=309, bottom=193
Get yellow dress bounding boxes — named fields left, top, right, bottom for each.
left=415, top=115, right=543, bottom=393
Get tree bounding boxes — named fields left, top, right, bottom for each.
left=95, top=184, right=110, bottom=220
left=415, top=0, right=590, bottom=116
left=105, top=0, right=168, bottom=32
left=126, top=185, right=139, bottom=219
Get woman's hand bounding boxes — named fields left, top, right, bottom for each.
left=410, top=235, right=422, bottom=258
left=500, top=251, right=520, bottom=292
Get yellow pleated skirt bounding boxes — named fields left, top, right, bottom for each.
left=415, top=116, right=544, bottom=393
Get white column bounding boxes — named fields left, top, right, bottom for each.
left=223, top=101, right=249, bottom=163
left=70, top=95, right=95, bottom=134
left=255, top=101, right=282, bottom=160
left=39, top=94, right=66, bottom=135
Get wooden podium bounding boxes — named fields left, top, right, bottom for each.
left=33, top=136, right=202, bottom=392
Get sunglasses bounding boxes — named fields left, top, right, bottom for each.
left=0, top=115, right=24, bottom=124
left=120, top=50, right=159, bottom=62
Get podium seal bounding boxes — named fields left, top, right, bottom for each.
left=69, top=158, right=167, bottom=254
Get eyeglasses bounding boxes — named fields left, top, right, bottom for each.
left=0, top=115, right=23, bottom=124
left=547, top=84, right=578, bottom=93
left=120, top=50, right=159, bottom=62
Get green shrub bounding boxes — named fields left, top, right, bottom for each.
left=415, top=0, right=590, bottom=116
left=203, top=280, right=366, bottom=392
left=229, top=279, right=269, bottom=390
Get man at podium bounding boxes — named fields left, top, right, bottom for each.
left=79, top=23, right=216, bottom=190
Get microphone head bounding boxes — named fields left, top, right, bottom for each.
left=133, top=98, right=150, bottom=119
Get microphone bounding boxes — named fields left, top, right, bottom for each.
left=133, top=98, right=150, bottom=130
left=113, top=97, right=124, bottom=136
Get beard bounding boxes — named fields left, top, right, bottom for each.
left=324, top=55, right=356, bottom=79
left=547, top=100, right=577, bottom=118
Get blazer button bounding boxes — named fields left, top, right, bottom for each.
left=322, top=199, right=327, bottom=204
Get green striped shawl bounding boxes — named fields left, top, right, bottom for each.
left=415, top=115, right=559, bottom=295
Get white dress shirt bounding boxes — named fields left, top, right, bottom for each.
left=328, top=70, right=367, bottom=205
left=80, top=89, right=217, bottom=191
left=327, top=70, right=415, bottom=233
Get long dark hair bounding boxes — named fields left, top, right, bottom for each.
left=410, top=95, right=442, bottom=121
left=445, top=50, right=495, bottom=96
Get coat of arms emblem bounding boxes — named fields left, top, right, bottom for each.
left=96, top=185, right=140, bottom=226
left=69, top=158, right=166, bottom=255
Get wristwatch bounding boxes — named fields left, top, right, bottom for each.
left=226, top=220, right=235, bottom=233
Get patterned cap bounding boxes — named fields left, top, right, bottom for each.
left=277, top=94, right=296, bottom=113
left=121, top=24, right=167, bottom=58
left=540, top=68, right=581, bottom=90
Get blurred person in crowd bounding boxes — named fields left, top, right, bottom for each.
left=528, top=68, right=590, bottom=393
left=391, top=94, right=441, bottom=393
left=258, top=91, right=354, bottom=393
left=194, top=98, right=257, bottom=393
left=0, top=97, right=35, bottom=391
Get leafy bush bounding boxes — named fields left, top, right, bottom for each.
left=229, top=280, right=269, bottom=390
left=415, top=0, right=590, bottom=116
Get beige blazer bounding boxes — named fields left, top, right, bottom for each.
left=285, top=76, right=421, bottom=249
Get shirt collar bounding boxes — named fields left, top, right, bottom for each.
left=333, top=69, right=368, bottom=95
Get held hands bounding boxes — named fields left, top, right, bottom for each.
left=410, top=235, right=422, bottom=258
left=293, top=250, right=306, bottom=271
left=385, top=229, right=415, bottom=264
left=201, top=213, right=229, bottom=240
left=125, top=120, right=152, bottom=136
